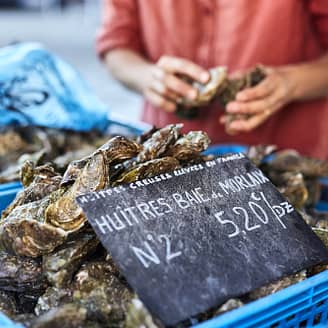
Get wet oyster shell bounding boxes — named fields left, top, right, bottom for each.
left=2, top=164, right=62, bottom=219
left=125, top=298, right=160, bottom=328
left=0, top=197, right=68, bottom=257
left=114, top=157, right=180, bottom=186
left=164, top=131, right=210, bottom=163
left=213, top=298, right=244, bottom=316
left=0, top=251, right=46, bottom=293
left=246, top=145, right=277, bottom=166
left=137, top=124, right=182, bottom=162
left=46, top=152, right=108, bottom=232
left=43, top=233, right=99, bottom=288
left=0, top=291, right=19, bottom=318
left=179, top=66, right=227, bottom=108
left=32, top=303, right=87, bottom=328
left=275, top=172, right=308, bottom=209
left=73, top=261, right=132, bottom=324
left=35, top=287, right=73, bottom=316
left=269, top=150, right=328, bottom=177
left=247, top=271, right=306, bottom=300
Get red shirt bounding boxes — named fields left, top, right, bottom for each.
left=97, top=0, right=328, bottom=159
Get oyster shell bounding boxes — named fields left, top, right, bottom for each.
left=213, top=298, right=244, bottom=316
left=43, top=233, right=99, bottom=288
left=0, top=291, right=19, bottom=318
left=46, top=137, right=141, bottom=232
left=274, top=172, right=308, bottom=209
left=246, top=144, right=277, bottom=166
left=178, top=66, right=227, bottom=109
left=269, top=150, right=328, bottom=177
left=32, top=303, right=87, bottom=328
left=45, top=152, right=108, bottom=232
left=313, top=228, right=328, bottom=248
left=125, top=298, right=160, bottom=328
left=35, top=287, right=73, bottom=316
left=0, top=251, right=46, bottom=293
left=0, top=197, right=68, bottom=257
left=2, top=163, right=62, bottom=219
left=73, top=261, right=132, bottom=324
left=247, top=271, right=306, bottom=300
left=113, top=157, right=180, bottom=186
left=137, top=124, right=182, bottom=162
left=164, top=131, right=210, bottom=163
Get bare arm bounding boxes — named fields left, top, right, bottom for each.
left=104, top=49, right=153, bottom=94
left=104, top=49, right=210, bottom=112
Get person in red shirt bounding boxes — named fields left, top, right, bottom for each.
left=97, top=0, right=328, bottom=159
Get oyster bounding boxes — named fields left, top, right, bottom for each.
left=177, top=66, right=227, bottom=119
left=246, top=144, right=277, bottom=166
left=217, top=66, right=266, bottom=107
left=32, top=303, right=87, bottom=328
left=218, top=66, right=266, bottom=127
left=114, top=157, right=180, bottom=186
left=35, top=287, right=73, bottom=316
left=164, top=131, right=210, bottom=163
left=272, top=172, right=308, bottom=209
left=46, top=137, right=140, bottom=232
left=0, top=251, right=46, bottom=293
left=313, top=228, right=328, bottom=248
left=125, top=298, right=160, bottom=328
left=269, top=150, right=328, bottom=177
left=247, top=271, right=306, bottom=300
left=213, top=298, right=244, bottom=316
left=43, top=233, right=99, bottom=288
left=0, top=197, right=68, bottom=257
left=2, top=163, right=62, bottom=219
left=0, top=291, right=19, bottom=318
left=137, top=124, right=182, bottom=162
left=45, top=153, right=108, bottom=232
left=73, top=261, right=132, bottom=324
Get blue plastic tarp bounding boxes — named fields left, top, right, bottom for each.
left=0, top=42, right=109, bottom=131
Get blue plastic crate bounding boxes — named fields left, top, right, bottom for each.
left=194, top=270, right=328, bottom=328
left=1, top=143, right=328, bottom=328
left=0, top=183, right=22, bottom=214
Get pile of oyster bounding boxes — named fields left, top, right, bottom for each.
left=0, top=126, right=112, bottom=184
left=0, top=124, right=328, bottom=328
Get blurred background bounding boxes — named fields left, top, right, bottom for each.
left=0, top=0, right=142, bottom=121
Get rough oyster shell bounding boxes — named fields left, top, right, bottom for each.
left=43, top=233, right=99, bottom=288
left=0, top=197, right=68, bottom=257
left=137, top=124, right=182, bottom=162
left=0, top=251, right=46, bottom=293
left=164, top=131, right=210, bottom=162
left=269, top=150, right=328, bottom=177
left=114, top=157, right=180, bottom=186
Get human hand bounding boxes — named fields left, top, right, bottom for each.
left=221, top=66, right=296, bottom=134
left=143, top=56, right=210, bottom=112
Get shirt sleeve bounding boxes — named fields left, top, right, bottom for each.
left=309, top=0, right=328, bottom=50
left=96, top=0, right=142, bottom=58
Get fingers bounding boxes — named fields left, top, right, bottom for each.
left=221, top=110, right=271, bottom=134
left=157, top=56, right=210, bottom=83
left=144, top=89, right=176, bottom=113
left=236, top=75, right=275, bottom=101
left=226, top=94, right=282, bottom=115
left=228, top=112, right=270, bottom=132
left=152, top=67, right=198, bottom=99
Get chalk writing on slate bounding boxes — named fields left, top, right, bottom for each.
left=77, top=153, right=328, bottom=326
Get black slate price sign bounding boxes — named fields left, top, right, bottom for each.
left=77, top=153, right=328, bottom=326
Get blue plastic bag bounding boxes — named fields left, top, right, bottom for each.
left=0, top=42, right=109, bottom=131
